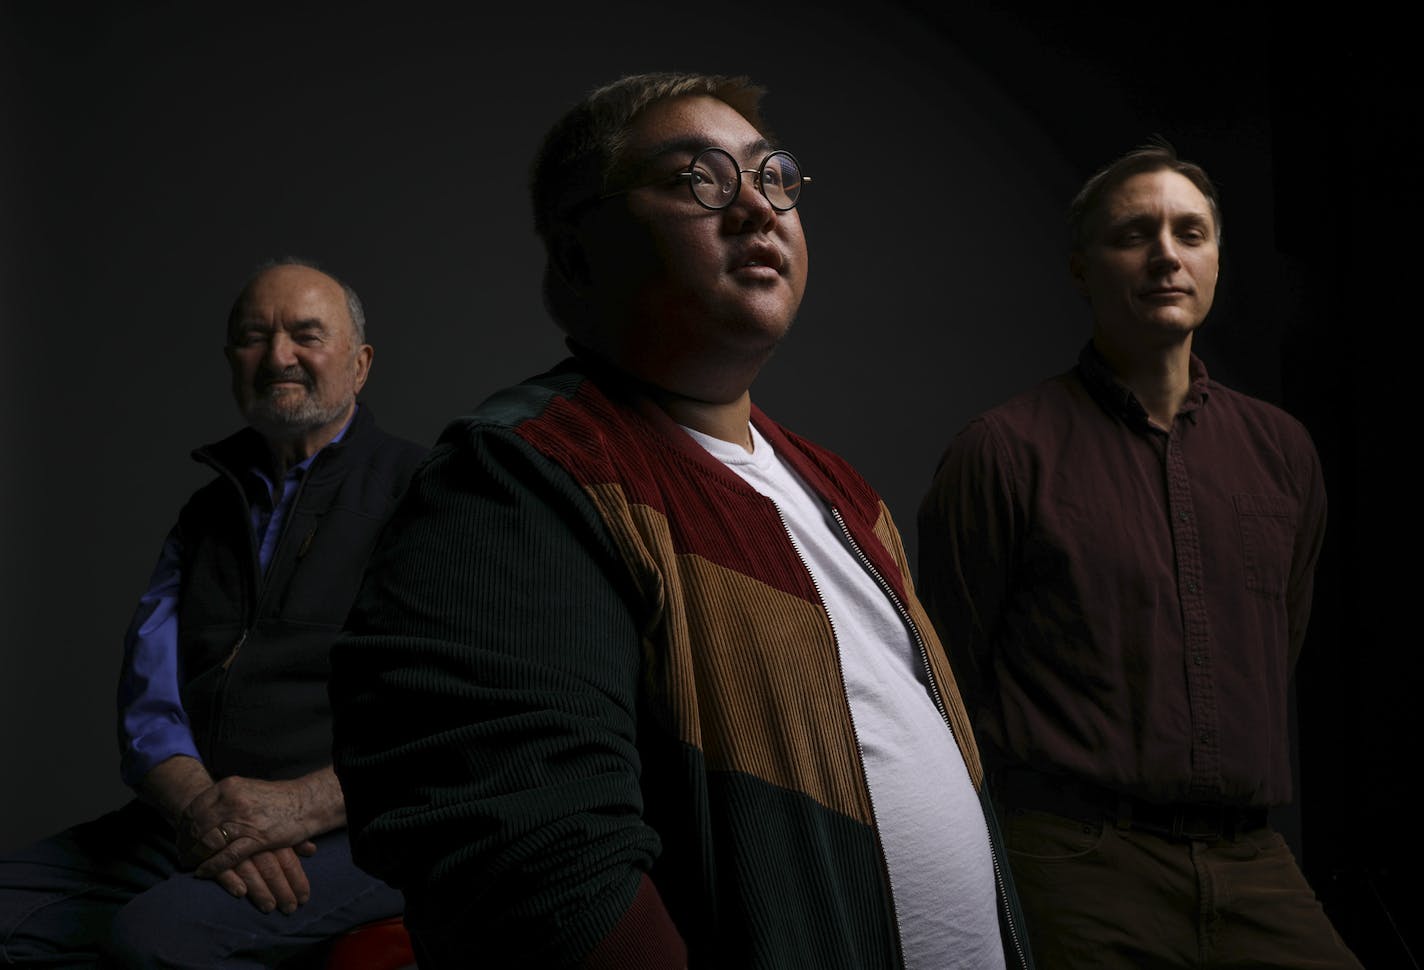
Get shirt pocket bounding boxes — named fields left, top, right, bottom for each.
left=1232, top=492, right=1297, bottom=598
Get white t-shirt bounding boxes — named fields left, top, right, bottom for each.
left=684, top=423, right=1005, bottom=970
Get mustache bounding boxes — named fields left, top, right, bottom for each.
left=255, top=367, right=312, bottom=390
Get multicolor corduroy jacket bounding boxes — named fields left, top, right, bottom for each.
left=331, top=358, right=1032, bottom=969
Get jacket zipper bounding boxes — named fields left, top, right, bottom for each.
left=829, top=507, right=1030, bottom=970
left=770, top=503, right=908, bottom=969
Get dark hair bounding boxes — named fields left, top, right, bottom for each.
left=530, top=72, right=768, bottom=246
left=1068, top=137, right=1222, bottom=252
left=226, top=256, right=367, bottom=342
left=529, top=73, right=769, bottom=331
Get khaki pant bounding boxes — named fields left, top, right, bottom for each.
left=999, top=807, right=1363, bottom=969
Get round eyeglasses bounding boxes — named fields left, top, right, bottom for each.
left=678, top=148, right=809, bottom=212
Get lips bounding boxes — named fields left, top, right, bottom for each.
left=257, top=368, right=312, bottom=392
left=731, top=243, right=785, bottom=273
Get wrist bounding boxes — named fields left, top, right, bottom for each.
left=292, top=767, right=346, bottom=836
left=138, top=755, right=213, bottom=827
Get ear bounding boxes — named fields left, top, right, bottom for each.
left=550, top=228, right=592, bottom=294
left=352, top=344, right=374, bottom=395
left=1068, top=252, right=1090, bottom=299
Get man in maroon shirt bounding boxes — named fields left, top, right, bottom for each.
left=917, top=142, right=1361, bottom=968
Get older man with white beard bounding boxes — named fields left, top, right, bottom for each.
left=0, top=260, right=425, bottom=968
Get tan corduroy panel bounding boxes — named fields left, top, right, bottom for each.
left=871, top=503, right=985, bottom=789
left=584, top=483, right=876, bottom=827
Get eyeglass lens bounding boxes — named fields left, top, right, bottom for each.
left=690, top=149, right=803, bottom=211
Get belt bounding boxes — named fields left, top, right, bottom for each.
left=991, top=769, right=1269, bottom=843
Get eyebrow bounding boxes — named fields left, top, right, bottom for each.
left=1105, top=210, right=1213, bottom=232
left=229, top=317, right=329, bottom=341
left=636, top=135, right=777, bottom=167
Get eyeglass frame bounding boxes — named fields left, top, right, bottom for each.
left=567, top=146, right=812, bottom=219
left=670, top=147, right=810, bottom=212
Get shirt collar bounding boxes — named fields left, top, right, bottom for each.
left=1076, top=341, right=1211, bottom=430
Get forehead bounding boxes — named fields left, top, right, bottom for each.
left=620, top=94, right=768, bottom=163
left=1102, top=169, right=1214, bottom=226
left=234, top=267, right=350, bottom=329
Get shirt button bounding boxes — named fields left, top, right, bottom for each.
left=1198, top=732, right=1210, bottom=743
left=1188, top=582, right=1199, bottom=593
left=1178, top=511, right=1189, bottom=522
left=1194, top=654, right=1205, bottom=665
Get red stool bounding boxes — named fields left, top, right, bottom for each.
left=324, top=915, right=416, bottom=970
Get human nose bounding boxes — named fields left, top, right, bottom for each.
left=1148, top=230, right=1182, bottom=270
left=263, top=332, right=298, bottom=368
left=723, top=170, right=777, bottom=232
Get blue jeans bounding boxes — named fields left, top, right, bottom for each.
left=0, top=800, right=403, bottom=968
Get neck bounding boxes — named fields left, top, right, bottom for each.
left=656, top=389, right=754, bottom=452
left=568, top=338, right=760, bottom=451
left=1092, top=331, right=1194, bottom=430
left=261, top=404, right=355, bottom=481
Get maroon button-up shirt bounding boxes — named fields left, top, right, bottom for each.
left=917, top=344, right=1326, bottom=807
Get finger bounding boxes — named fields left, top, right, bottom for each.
left=182, top=818, right=244, bottom=870
left=174, top=816, right=218, bottom=865
left=195, top=834, right=264, bottom=878
left=178, top=842, right=218, bottom=870
left=235, top=858, right=276, bottom=914
left=211, top=867, right=247, bottom=899
left=294, top=840, right=317, bottom=857
left=251, top=851, right=299, bottom=914
left=274, top=849, right=310, bottom=905
left=213, top=823, right=236, bottom=851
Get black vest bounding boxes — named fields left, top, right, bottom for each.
left=176, top=407, right=425, bottom=780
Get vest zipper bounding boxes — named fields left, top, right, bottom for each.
left=221, top=629, right=249, bottom=671
left=200, top=456, right=316, bottom=767
left=829, top=507, right=1030, bottom=970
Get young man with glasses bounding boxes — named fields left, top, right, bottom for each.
left=329, top=73, right=1032, bottom=969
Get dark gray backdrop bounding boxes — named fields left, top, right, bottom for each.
left=3, top=4, right=1415, bottom=964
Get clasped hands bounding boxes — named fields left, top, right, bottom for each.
left=175, top=775, right=320, bottom=915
